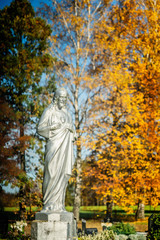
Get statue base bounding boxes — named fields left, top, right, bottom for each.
left=31, top=211, right=77, bottom=240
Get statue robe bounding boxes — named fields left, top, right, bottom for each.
left=37, top=103, right=75, bottom=211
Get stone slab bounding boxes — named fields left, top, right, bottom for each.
left=31, top=212, right=77, bottom=240
left=35, top=212, right=60, bottom=221
left=60, top=211, right=74, bottom=222
left=31, top=220, right=69, bottom=240
left=35, top=211, right=74, bottom=222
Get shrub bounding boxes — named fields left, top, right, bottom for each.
left=108, top=222, right=136, bottom=235
left=147, top=214, right=160, bottom=240
left=7, top=221, right=30, bottom=240
left=78, top=229, right=115, bottom=240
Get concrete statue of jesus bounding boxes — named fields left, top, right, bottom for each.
left=37, top=87, right=76, bottom=212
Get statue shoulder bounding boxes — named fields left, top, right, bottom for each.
left=47, top=103, right=54, bottom=110
left=41, top=103, right=55, bottom=116
left=66, top=108, right=72, bottom=117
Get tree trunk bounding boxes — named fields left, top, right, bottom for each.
left=19, top=124, right=26, bottom=220
left=136, top=201, right=145, bottom=220
left=73, top=83, right=82, bottom=221
left=73, top=0, right=82, bottom=219
left=73, top=149, right=82, bottom=221
left=105, top=195, right=113, bottom=222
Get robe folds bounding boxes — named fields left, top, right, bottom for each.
left=37, top=103, right=75, bottom=211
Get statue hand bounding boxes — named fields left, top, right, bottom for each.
left=66, top=123, right=74, bottom=133
left=50, top=123, right=61, bottom=130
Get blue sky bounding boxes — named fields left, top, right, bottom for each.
left=0, top=0, right=48, bottom=10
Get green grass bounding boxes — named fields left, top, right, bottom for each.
left=145, top=205, right=160, bottom=210
left=4, top=206, right=40, bottom=212
left=67, top=205, right=160, bottom=211
left=4, top=205, right=160, bottom=220
left=5, top=205, right=160, bottom=212
left=65, top=205, right=160, bottom=220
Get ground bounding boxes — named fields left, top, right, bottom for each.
left=77, top=219, right=148, bottom=233
left=25, top=218, right=148, bottom=236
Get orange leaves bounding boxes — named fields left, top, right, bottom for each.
left=82, top=0, right=160, bottom=211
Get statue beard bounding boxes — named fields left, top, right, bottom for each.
left=58, top=101, right=66, bottom=110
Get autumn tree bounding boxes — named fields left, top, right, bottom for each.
left=39, top=0, right=112, bottom=221
left=0, top=96, right=21, bottom=187
left=0, top=0, right=55, bottom=217
left=84, top=0, right=160, bottom=219
left=120, top=0, right=160, bottom=217
left=81, top=159, right=99, bottom=206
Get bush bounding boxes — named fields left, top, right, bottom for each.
left=108, top=222, right=136, bottom=235
left=7, top=221, right=31, bottom=240
left=78, top=229, right=115, bottom=240
left=147, top=214, right=160, bottom=240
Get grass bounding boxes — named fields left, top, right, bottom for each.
left=4, top=206, right=40, bottom=212
left=65, top=205, right=160, bottom=220
left=4, top=205, right=160, bottom=221
left=67, top=205, right=160, bottom=211
left=5, top=205, right=160, bottom=213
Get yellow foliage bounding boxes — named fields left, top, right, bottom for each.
left=83, top=0, right=160, bottom=211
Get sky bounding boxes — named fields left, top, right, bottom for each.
left=0, top=0, right=49, bottom=10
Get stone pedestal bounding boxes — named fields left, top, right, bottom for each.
left=31, top=211, right=77, bottom=240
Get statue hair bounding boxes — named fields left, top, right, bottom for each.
left=52, top=88, right=68, bottom=105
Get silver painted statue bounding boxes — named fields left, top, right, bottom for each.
left=37, top=88, right=75, bottom=212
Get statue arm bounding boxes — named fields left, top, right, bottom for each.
left=37, top=108, right=51, bottom=138
left=37, top=113, right=61, bottom=138
left=66, top=123, right=74, bottom=133
left=66, top=124, right=77, bottom=141
left=37, top=124, right=50, bottom=139
left=65, top=114, right=77, bottom=140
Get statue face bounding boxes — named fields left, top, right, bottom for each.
left=57, top=91, right=67, bottom=109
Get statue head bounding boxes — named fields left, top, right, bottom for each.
left=53, top=87, right=68, bottom=109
